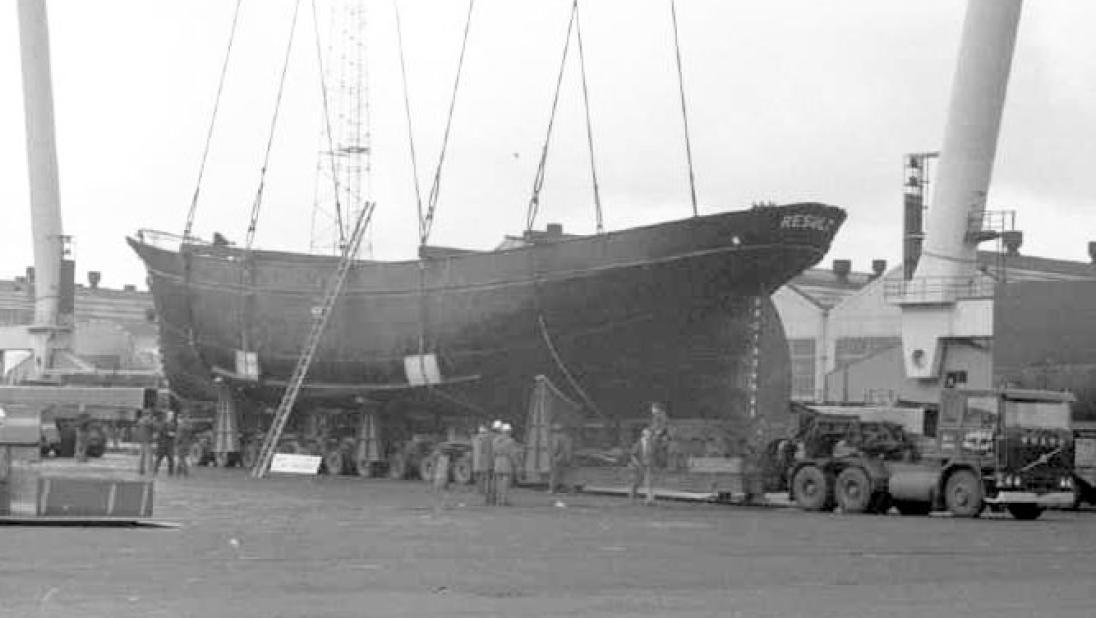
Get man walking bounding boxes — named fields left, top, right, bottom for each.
left=629, top=428, right=655, bottom=505
left=73, top=405, right=92, bottom=463
left=174, top=415, right=193, bottom=477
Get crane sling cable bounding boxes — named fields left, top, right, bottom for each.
left=236, top=0, right=301, bottom=355
left=183, top=0, right=244, bottom=242
left=309, top=0, right=347, bottom=248
left=252, top=202, right=375, bottom=479
left=419, top=0, right=475, bottom=247
left=572, top=0, right=604, bottom=234
left=244, top=0, right=303, bottom=252
left=670, top=0, right=699, bottom=216
left=525, top=4, right=578, bottom=232
left=393, top=1, right=425, bottom=238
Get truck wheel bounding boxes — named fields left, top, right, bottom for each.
left=452, top=456, right=473, bottom=485
left=835, top=467, right=872, bottom=514
left=418, top=456, right=436, bottom=483
left=1007, top=504, right=1043, bottom=520
left=214, top=452, right=230, bottom=468
left=944, top=469, right=984, bottom=517
left=792, top=465, right=831, bottom=511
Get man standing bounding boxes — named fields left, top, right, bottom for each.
left=73, top=405, right=92, bottom=463
left=492, top=423, right=519, bottom=506
left=471, top=425, right=494, bottom=503
left=152, top=412, right=177, bottom=476
left=629, top=428, right=655, bottom=505
left=548, top=423, right=573, bottom=494
left=174, top=415, right=193, bottom=477
left=135, top=409, right=154, bottom=475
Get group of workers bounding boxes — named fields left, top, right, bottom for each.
left=134, top=408, right=194, bottom=477
left=468, top=421, right=522, bottom=506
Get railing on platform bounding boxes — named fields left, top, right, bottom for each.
left=135, top=229, right=211, bottom=251
left=884, top=275, right=996, bottom=304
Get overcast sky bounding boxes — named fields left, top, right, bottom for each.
left=2, top=0, right=1095, bottom=290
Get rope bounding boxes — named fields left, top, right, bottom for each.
left=244, top=0, right=303, bottom=251
left=537, top=315, right=606, bottom=419
left=310, top=0, right=346, bottom=248
left=393, top=1, right=425, bottom=243
left=420, top=0, right=476, bottom=247
left=525, top=4, right=578, bottom=232
left=670, top=0, right=699, bottom=216
left=573, top=0, right=604, bottom=234
left=183, top=0, right=244, bottom=241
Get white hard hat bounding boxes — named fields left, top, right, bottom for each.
left=502, top=423, right=513, bottom=433
left=491, top=420, right=503, bottom=430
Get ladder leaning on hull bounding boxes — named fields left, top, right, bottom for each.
left=251, top=203, right=374, bottom=479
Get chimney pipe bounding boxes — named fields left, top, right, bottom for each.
left=832, top=259, right=851, bottom=281
left=87, top=270, right=100, bottom=289
left=871, top=259, right=887, bottom=278
left=1088, top=241, right=1096, bottom=264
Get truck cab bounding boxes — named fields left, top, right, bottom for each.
left=934, top=388, right=1075, bottom=518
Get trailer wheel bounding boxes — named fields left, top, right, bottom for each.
left=792, top=465, right=831, bottom=511
left=835, top=467, right=872, bottom=514
left=388, top=453, right=408, bottom=480
left=419, top=456, right=436, bottom=483
left=944, top=469, right=983, bottom=517
left=1006, top=504, right=1043, bottom=520
left=323, top=448, right=345, bottom=476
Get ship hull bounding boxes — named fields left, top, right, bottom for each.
left=129, top=203, right=844, bottom=428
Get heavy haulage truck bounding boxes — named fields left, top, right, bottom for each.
left=770, top=389, right=1075, bottom=520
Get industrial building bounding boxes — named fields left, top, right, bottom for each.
left=775, top=249, right=1096, bottom=407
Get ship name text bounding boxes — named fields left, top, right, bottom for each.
left=779, top=214, right=837, bottom=232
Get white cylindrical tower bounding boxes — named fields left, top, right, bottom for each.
left=17, top=0, right=65, bottom=369
left=912, top=0, right=1022, bottom=282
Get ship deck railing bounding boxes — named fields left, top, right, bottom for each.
left=136, top=229, right=211, bottom=251
left=883, top=276, right=995, bottom=304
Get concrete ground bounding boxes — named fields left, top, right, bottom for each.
left=2, top=454, right=1095, bottom=618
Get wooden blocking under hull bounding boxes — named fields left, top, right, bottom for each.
left=36, top=477, right=154, bottom=518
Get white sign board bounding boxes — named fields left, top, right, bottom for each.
left=269, top=453, right=322, bottom=475
left=404, top=353, right=442, bottom=386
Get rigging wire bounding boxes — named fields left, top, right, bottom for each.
left=183, top=0, right=244, bottom=242
left=393, top=1, right=425, bottom=244
left=244, top=0, right=304, bottom=251
left=420, top=0, right=476, bottom=247
left=525, top=4, right=578, bottom=232
left=310, top=0, right=346, bottom=249
left=670, top=0, right=699, bottom=217
left=573, top=0, right=604, bottom=234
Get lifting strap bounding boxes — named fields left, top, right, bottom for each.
left=183, top=0, right=244, bottom=241
left=670, top=0, right=699, bottom=216
left=525, top=0, right=603, bottom=234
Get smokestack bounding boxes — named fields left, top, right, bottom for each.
left=87, top=270, right=100, bottom=289
left=872, top=259, right=887, bottom=278
left=832, top=259, right=851, bottom=281
left=1088, top=241, right=1096, bottom=264
left=1002, top=230, right=1022, bottom=256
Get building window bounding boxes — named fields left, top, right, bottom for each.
left=834, top=336, right=901, bottom=369
left=788, top=338, right=816, bottom=401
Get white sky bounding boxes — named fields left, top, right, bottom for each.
left=1, top=1, right=1095, bottom=290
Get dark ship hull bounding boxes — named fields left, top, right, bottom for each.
left=128, top=202, right=844, bottom=428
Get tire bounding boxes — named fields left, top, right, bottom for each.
left=388, top=452, right=407, bottom=479
left=835, top=467, right=873, bottom=514
left=241, top=442, right=259, bottom=469
left=894, top=501, right=932, bottom=516
left=324, top=448, right=345, bottom=476
left=944, top=469, right=984, bottom=518
left=214, top=452, right=230, bottom=468
left=792, top=465, right=831, bottom=511
left=418, top=456, right=436, bottom=483
left=188, top=442, right=205, bottom=466
left=1007, top=504, right=1044, bottom=520
left=354, top=456, right=374, bottom=478
left=452, top=456, right=473, bottom=485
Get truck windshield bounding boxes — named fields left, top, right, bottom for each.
left=1003, top=401, right=1071, bottom=430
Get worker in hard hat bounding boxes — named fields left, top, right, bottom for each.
left=492, top=423, right=519, bottom=506
left=472, top=425, right=494, bottom=503
left=73, top=405, right=92, bottom=463
left=629, top=427, right=655, bottom=505
left=134, top=408, right=154, bottom=475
